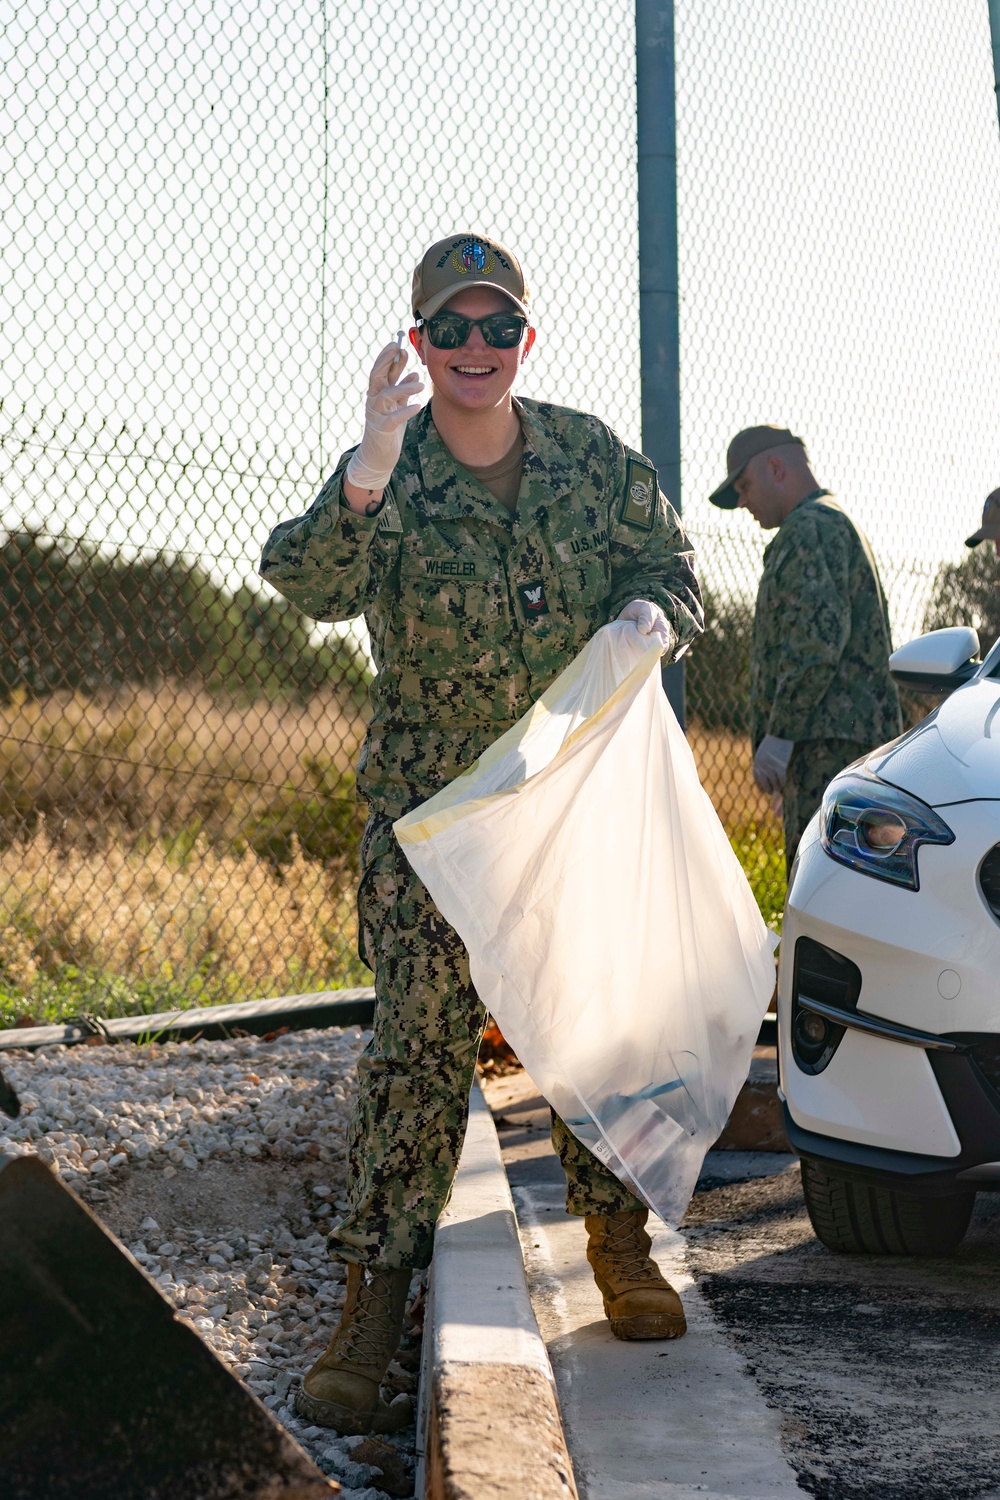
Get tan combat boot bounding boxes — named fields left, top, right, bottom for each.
left=294, top=1263, right=411, bottom=1433
left=585, top=1210, right=687, bottom=1341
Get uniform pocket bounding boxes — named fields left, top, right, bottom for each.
left=356, top=817, right=400, bottom=970
left=559, top=553, right=611, bottom=609
left=399, top=562, right=506, bottom=676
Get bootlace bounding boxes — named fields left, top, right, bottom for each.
left=603, top=1214, right=661, bottom=1285
left=339, top=1272, right=402, bottom=1362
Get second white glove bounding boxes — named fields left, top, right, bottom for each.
left=752, top=734, right=795, bottom=794
left=618, top=599, right=674, bottom=655
left=345, top=341, right=426, bottom=493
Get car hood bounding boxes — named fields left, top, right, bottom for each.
left=867, top=677, right=1000, bottom=806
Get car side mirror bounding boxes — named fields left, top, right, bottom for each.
left=889, top=626, right=981, bottom=695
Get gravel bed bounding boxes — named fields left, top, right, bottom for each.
left=0, top=1028, right=421, bottom=1498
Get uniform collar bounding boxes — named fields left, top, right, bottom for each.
left=403, top=399, right=578, bottom=529
left=763, top=489, right=835, bottom=558
left=783, top=487, right=833, bottom=519
left=404, top=405, right=513, bottom=525
left=511, top=398, right=578, bottom=538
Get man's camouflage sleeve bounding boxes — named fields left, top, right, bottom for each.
left=257, top=451, right=400, bottom=622
left=605, top=440, right=703, bottom=658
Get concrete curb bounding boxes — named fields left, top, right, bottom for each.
left=417, top=1082, right=578, bottom=1500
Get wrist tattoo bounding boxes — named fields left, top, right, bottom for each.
left=364, top=494, right=381, bottom=516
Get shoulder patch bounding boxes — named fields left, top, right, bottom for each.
left=377, top=497, right=403, bottom=534
left=619, top=458, right=657, bottom=531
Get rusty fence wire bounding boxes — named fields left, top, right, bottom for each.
left=1, top=0, right=999, bottom=1021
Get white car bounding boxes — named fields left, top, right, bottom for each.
left=778, top=624, right=1000, bottom=1255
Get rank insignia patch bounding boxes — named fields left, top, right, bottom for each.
left=518, top=579, right=549, bottom=616
left=620, top=459, right=658, bottom=531
left=377, top=497, right=403, bottom=534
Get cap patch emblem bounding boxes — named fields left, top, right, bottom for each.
left=620, top=459, right=658, bottom=531
left=518, top=579, right=549, bottom=616
left=453, top=241, right=496, bottom=277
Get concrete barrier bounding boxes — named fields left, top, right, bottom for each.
left=417, top=1083, right=578, bottom=1500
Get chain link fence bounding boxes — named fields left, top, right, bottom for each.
left=1, top=0, right=999, bottom=1021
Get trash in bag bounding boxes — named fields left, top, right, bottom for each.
left=394, top=621, right=777, bottom=1225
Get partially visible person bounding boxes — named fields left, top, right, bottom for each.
left=966, top=488, right=1000, bottom=558
left=709, top=425, right=902, bottom=873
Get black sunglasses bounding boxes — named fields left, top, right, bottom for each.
left=417, top=311, right=528, bottom=350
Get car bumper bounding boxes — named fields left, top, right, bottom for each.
left=779, top=799, right=1000, bottom=1186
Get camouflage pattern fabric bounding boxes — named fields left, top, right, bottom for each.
left=783, top=736, right=870, bottom=873
left=749, top=494, right=902, bottom=755
left=263, top=398, right=702, bottom=1269
left=328, top=814, right=642, bottom=1270
left=550, top=1110, right=643, bottom=1218
left=260, top=398, right=703, bottom=819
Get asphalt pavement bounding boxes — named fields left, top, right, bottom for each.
left=482, top=1069, right=1000, bottom=1500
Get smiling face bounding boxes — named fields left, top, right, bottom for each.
left=409, top=286, right=535, bottom=417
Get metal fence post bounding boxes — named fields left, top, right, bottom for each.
left=989, top=1, right=1000, bottom=138
left=636, top=0, right=684, bottom=726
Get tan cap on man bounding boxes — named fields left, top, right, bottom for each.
left=411, top=234, right=530, bottom=320
left=708, top=425, right=806, bottom=509
left=965, top=489, right=1000, bottom=547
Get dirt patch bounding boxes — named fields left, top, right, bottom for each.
left=97, top=1158, right=332, bottom=1245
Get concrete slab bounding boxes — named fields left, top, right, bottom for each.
left=513, top=1185, right=804, bottom=1500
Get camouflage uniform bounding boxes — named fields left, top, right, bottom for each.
left=260, top=398, right=703, bottom=1268
left=748, top=492, right=902, bottom=870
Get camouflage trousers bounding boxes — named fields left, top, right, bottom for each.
left=783, top=737, right=869, bottom=874
left=328, top=813, right=642, bottom=1270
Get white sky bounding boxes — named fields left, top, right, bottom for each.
left=1, top=0, right=998, bottom=646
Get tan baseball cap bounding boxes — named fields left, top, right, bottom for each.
left=411, top=234, right=530, bottom=321
left=965, top=488, right=1000, bottom=547
left=709, top=425, right=807, bottom=509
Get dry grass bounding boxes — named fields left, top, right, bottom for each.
left=0, top=823, right=367, bottom=1024
left=0, top=695, right=788, bottom=1023
left=0, top=684, right=370, bottom=1023
left=688, top=725, right=787, bottom=930
left=0, top=683, right=366, bottom=847
left=688, top=725, right=778, bottom=830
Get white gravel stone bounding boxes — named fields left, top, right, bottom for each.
left=0, top=1026, right=417, bottom=1496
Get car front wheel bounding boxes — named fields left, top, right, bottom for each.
left=800, top=1158, right=975, bottom=1256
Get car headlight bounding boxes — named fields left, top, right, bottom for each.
left=820, top=770, right=954, bottom=890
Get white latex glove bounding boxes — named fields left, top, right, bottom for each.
left=345, top=340, right=426, bottom=492
left=753, top=734, right=795, bottom=794
left=617, top=599, right=674, bottom=655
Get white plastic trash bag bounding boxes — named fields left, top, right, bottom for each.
left=394, top=621, right=777, bottom=1224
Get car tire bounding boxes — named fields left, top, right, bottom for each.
left=800, top=1158, right=975, bottom=1256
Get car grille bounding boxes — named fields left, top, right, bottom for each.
left=980, top=844, right=1000, bottom=921
left=969, top=1038, right=1000, bottom=1096
left=793, top=937, right=862, bottom=1013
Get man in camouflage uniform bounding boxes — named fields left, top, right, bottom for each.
left=966, top=487, right=1000, bottom=558
left=709, top=425, right=901, bottom=873
left=260, top=233, right=703, bottom=1433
